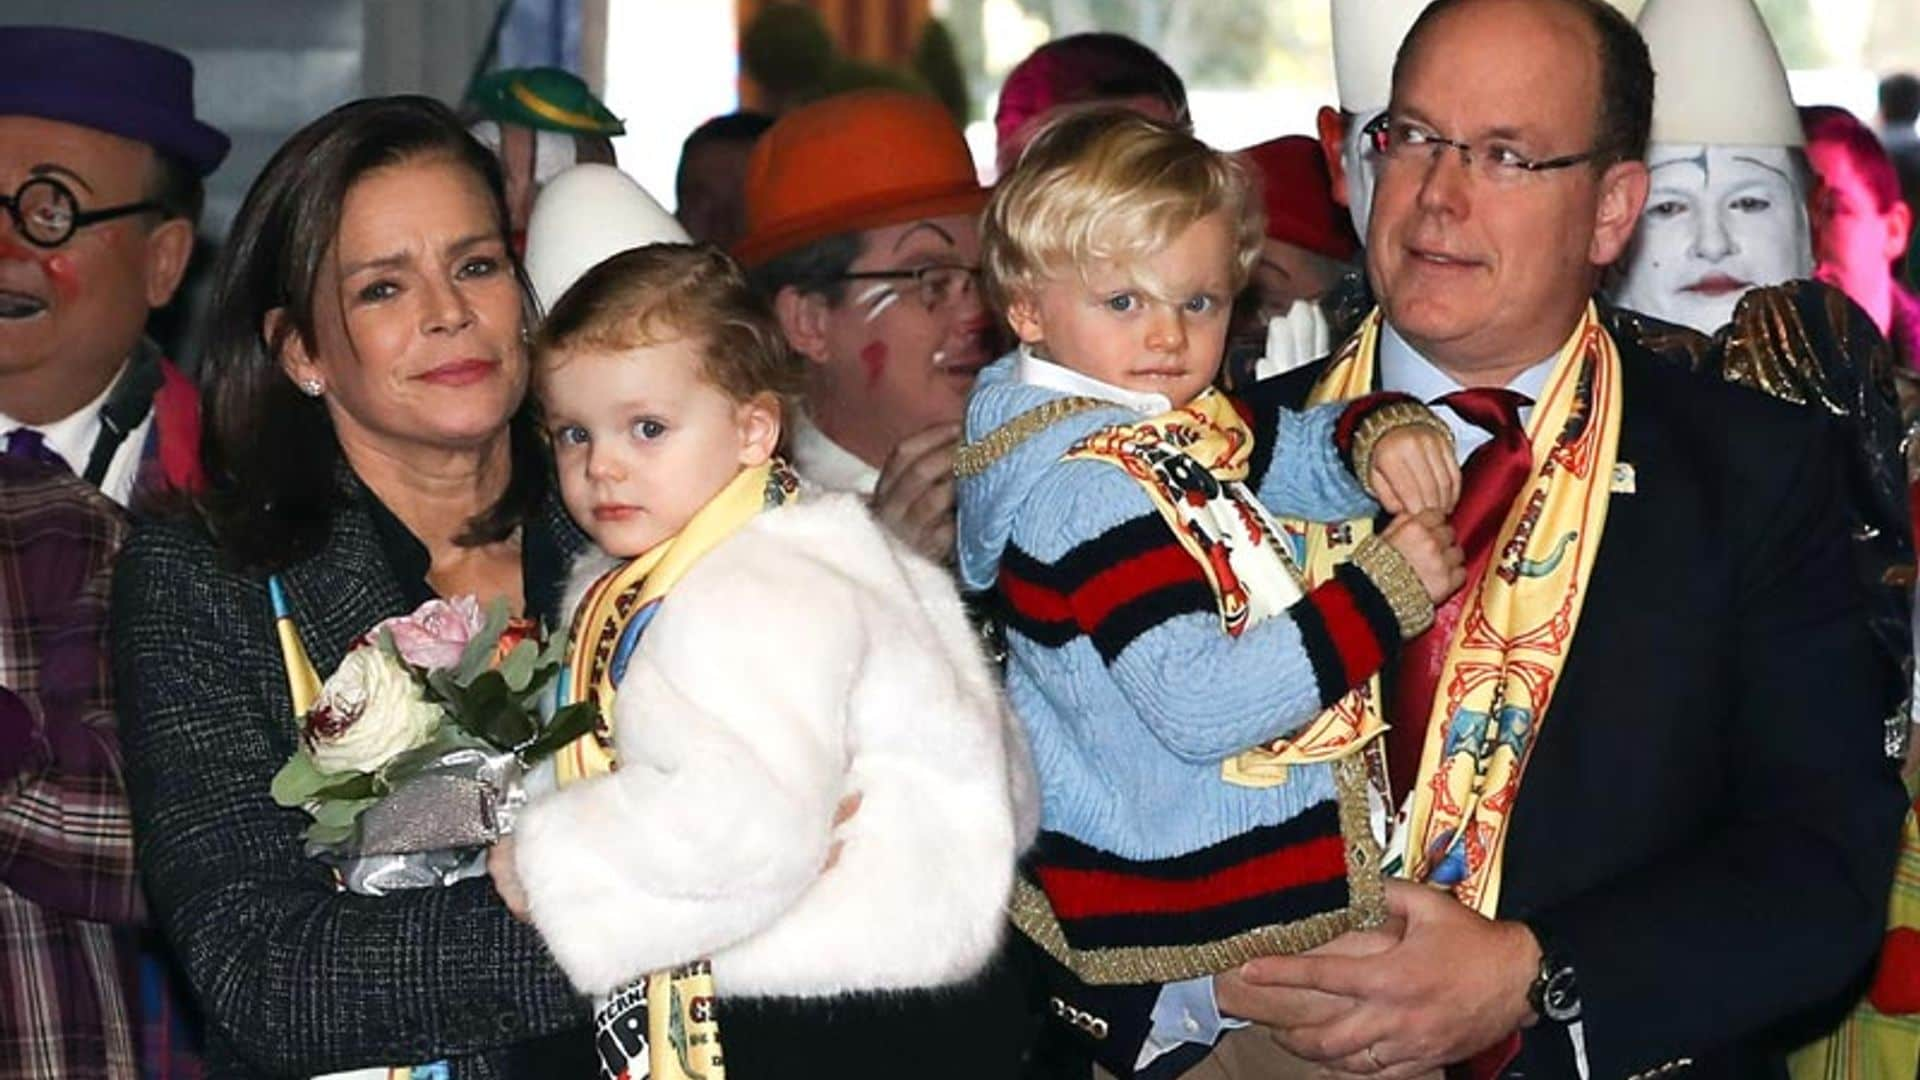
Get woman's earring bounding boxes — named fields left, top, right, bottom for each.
left=299, top=378, right=324, bottom=397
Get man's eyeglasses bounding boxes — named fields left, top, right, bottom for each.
left=0, top=176, right=158, bottom=249
left=837, top=264, right=981, bottom=313
left=1363, top=113, right=1598, bottom=186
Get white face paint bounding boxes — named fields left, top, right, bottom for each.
left=1611, top=143, right=1811, bottom=334
left=1342, top=107, right=1386, bottom=243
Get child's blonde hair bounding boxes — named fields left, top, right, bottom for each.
left=981, top=106, right=1264, bottom=313
left=534, top=243, right=804, bottom=412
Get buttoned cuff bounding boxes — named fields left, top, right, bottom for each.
left=1138, top=975, right=1247, bottom=1070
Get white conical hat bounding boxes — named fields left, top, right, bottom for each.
left=1639, top=0, right=1802, bottom=148
left=524, top=164, right=691, bottom=313
left=1332, top=0, right=1429, bottom=114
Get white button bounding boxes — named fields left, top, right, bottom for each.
left=1182, top=1010, right=1201, bottom=1035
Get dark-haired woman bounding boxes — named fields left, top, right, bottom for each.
left=112, top=96, right=594, bottom=1078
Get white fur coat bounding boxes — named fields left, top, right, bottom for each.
left=515, top=494, right=1038, bottom=999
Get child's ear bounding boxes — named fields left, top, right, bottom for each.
left=1004, top=291, right=1047, bottom=346
left=735, top=392, right=782, bottom=467
left=774, top=286, right=833, bottom=365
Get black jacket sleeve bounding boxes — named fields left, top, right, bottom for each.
left=113, top=520, right=587, bottom=1077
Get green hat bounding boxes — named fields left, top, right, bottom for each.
left=469, top=67, right=623, bottom=136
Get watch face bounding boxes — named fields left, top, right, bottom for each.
left=1542, top=966, right=1581, bottom=1022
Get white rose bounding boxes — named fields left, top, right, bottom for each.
left=304, top=646, right=442, bottom=774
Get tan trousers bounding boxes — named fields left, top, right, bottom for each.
left=1094, top=1025, right=1444, bottom=1080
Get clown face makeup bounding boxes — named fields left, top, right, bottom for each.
left=1342, top=107, right=1386, bottom=241
left=1612, top=143, right=1811, bottom=334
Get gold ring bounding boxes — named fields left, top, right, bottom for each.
left=1366, top=1046, right=1385, bottom=1071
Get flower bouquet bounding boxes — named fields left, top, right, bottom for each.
left=270, top=596, right=598, bottom=895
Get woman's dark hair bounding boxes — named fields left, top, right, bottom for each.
left=196, top=95, right=547, bottom=573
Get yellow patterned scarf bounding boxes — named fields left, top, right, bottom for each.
left=555, top=459, right=796, bottom=1080
left=1282, top=304, right=1622, bottom=914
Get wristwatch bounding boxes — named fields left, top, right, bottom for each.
left=1527, top=951, right=1582, bottom=1024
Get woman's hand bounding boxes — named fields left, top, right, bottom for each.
left=487, top=835, right=531, bottom=921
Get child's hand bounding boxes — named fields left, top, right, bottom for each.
left=487, top=835, right=531, bottom=922
left=1380, top=510, right=1466, bottom=603
left=822, top=791, right=863, bottom=872
left=1369, top=425, right=1460, bottom=516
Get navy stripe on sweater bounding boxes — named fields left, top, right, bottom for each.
left=998, top=513, right=1404, bottom=707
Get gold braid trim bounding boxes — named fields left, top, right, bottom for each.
left=1348, top=400, right=1454, bottom=493
left=1012, top=754, right=1386, bottom=985
left=1350, top=533, right=1436, bottom=639
left=953, top=396, right=1113, bottom=478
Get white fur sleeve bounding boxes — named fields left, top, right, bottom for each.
left=511, top=540, right=862, bottom=996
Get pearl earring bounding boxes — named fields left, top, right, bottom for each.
left=299, top=378, right=324, bottom=397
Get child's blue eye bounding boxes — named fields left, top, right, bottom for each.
left=552, top=424, right=588, bottom=447
left=1104, top=293, right=1137, bottom=313
left=1183, top=295, right=1218, bottom=315
left=632, top=418, right=667, bottom=440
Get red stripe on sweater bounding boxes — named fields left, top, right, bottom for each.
left=1305, top=577, right=1384, bottom=689
left=1071, top=543, right=1210, bottom=632
left=1000, top=567, right=1074, bottom=625
left=1038, top=834, right=1350, bottom=918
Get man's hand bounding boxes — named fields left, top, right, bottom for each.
left=1370, top=426, right=1460, bottom=516
left=487, top=835, right=530, bottom=922
left=1232, top=880, right=1539, bottom=1077
left=1380, top=510, right=1467, bottom=603
left=872, top=422, right=961, bottom=562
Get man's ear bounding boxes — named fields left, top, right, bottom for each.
left=144, top=216, right=196, bottom=309
left=1590, top=159, right=1651, bottom=268
left=1316, top=106, right=1351, bottom=209
left=1004, top=291, right=1047, bottom=346
left=736, top=392, right=782, bottom=466
left=774, top=286, right=834, bottom=365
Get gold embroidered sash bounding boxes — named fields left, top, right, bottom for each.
left=1281, top=304, right=1622, bottom=913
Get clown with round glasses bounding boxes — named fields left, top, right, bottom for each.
left=0, top=24, right=228, bottom=1080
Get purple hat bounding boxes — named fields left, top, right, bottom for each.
left=0, top=26, right=230, bottom=176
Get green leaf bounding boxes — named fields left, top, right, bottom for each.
left=304, top=796, right=378, bottom=847
left=451, top=670, right=534, bottom=749
left=454, top=598, right=511, bottom=682
left=535, top=627, right=568, bottom=669
left=517, top=702, right=602, bottom=763
left=270, top=751, right=333, bottom=807
left=497, top=639, right=539, bottom=694
left=309, top=770, right=384, bottom=802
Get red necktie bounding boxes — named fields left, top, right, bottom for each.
left=1384, top=388, right=1532, bottom=804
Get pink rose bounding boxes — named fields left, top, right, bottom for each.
left=372, top=596, right=486, bottom=670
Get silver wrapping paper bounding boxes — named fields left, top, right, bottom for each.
left=312, top=746, right=530, bottom=896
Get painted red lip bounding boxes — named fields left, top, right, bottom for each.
left=417, top=358, right=499, bottom=386
left=592, top=504, right=640, bottom=522
left=1683, top=274, right=1750, bottom=297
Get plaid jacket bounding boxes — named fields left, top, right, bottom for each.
left=112, top=478, right=591, bottom=1079
left=0, top=458, right=138, bottom=1079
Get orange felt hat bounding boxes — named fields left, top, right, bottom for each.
left=733, top=89, right=987, bottom=268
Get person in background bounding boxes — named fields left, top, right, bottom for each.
left=0, top=25, right=223, bottom=1080
left=1804, top=106, right=1919, bottom=372
left=674, top=111, right=773, bottom=251
left=466, top=66, right=621, bottom=252
left=1228, top=134, right=1362, bottom=386
left=993, top=32, right=1188, bottom=178
left=1878, top=72, right=1920, bottom=285
left=736, top=90, right=994, bottom=562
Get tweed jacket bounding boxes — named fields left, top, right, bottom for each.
left=112, top=478, right=591, bottom=1079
